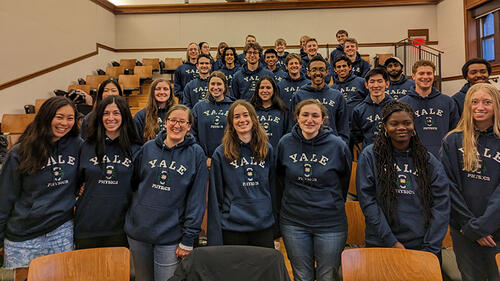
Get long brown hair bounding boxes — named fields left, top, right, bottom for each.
left=143, top=78, right=176, bottom=142
left=17, top=97, right=79, bottom=174
left=447, top=83, right=500, bottom=171
left=222, top=100, right=268, bottom=162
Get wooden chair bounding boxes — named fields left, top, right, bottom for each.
left=119, top=59, right=137, bottom=70
left=134, top=65, right=153, bottom=79
left=1, top=114, right=35, bottom=134
left=106, top=66, right=126, bottom=78
left=27, top=247, right=130, bottom=281
left=496, top=253, right=500, bottom=275
left=342, top=248, right=442, bottom=281
left=67, top=84, right=91, bottom=94
left=442, top=226, right=453, bottom=249
left=127, top=94, right=149, bottom=107
left=345, top=201, right=365, bottom=246
left=129, top=106, right=142, bottom=117
left=34, top=99, right=47, bottom=113
left=360, top=54, right=370, bottom=63
left=142, top=58, right=160, bottom=72
left=348, top=161, right=357, bottom=197
left=164, top=58, right=183, bottom=81
left=118, top=74, right=140, bottom=95
left=376, top=53, right=395, bottom=66
left=85, top=75, right=109, bottom=90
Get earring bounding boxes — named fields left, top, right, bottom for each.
left=411, top=130, right=416, bottom=136
left=384, top=130, right=388, bottom=137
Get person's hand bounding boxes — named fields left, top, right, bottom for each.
left=206, top=158, right=212, bottom=170
left=176, top=247, right=191, bottom=259
left=392, top=241, right=405, bottom=249
left=477, top=235, right=496, bottom=247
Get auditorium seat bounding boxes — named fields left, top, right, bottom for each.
left=118, top=74, right=140, bottom=95
left=348, top=161, right=357, bottom=197
left=134, top=65, right=153, bottom=80
left=119, top=59, right=137, bottom=71
left=1, top=114, right=35, bottom=134
left=27, top=247, right=130, bottom=281
left=142, top=58, right=160, bottom=72
left=163, top=58, right=183, bottom=81
left=375, top=53, right=394, bottom=66
left=361, top=54, right=370, bottom=63
left=342, top=248, right=442, bottom=281
left=106, top=66, right=126, bottom=79
left=34, top=99, right=47, bottom=113
left=127, top=94, right=148, bottom=108
left=67, top=84, right=91, bottom=94
left=345, top=201, right=365, bottom=246
left=85, top=75, right=110, bottom=91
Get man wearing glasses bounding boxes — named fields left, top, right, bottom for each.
left=290, top=55, right=349, bottom=144
left=232, top=42, right=274, bottom=101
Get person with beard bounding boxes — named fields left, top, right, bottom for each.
left=232, top=43, right=274, bottom=101
left=301, top=38, right=332, bottom=85
left=332, top=55, right=368, bottom=122
left=384, top=57, right=415, bottom=100
left=452, top=58, right=492, bottom=116
left=182, top=54, right=212, bottom=109
left=278, top=53, right=310, bottom=109
left=174, top=43, right=200, bottom=101
left=264, top=49, right=287, bottom=84
left=329, top=29, right=348, bottom=64
left=399, top=60, right=460, bottom=157
left=344, top=38, right=370, bottom=79
left=290, top=55, right=349, bottom=143
left=274, top=38, right=289, bottom=71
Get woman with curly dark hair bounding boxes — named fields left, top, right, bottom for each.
left=356, top=100, right=450, bottom=257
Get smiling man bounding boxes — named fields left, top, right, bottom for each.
left=399, top=60, right=459, bottom=157
left=301, top=38, right=332, bottom=84
left=232, top=43, right=273, bottom=101
left=183, top=54, right=212, bottom=108
left=278, top=53, right=310, bottom=109
left=384, top=56, right=415, bottom=100
left=290, top=55, right=349, bottom=143
left=452, top=58, right=492, bottom=116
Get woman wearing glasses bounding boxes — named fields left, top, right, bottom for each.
left=125, top=104, right=208, bottom=281
left=134, top=78, right=176, bottom=143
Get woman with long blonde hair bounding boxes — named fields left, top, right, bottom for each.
left=134, top=78, right=176, bottom=143
left=207, top=100, right=275, bottom=248
left=440, top=83, right=500, bottom=281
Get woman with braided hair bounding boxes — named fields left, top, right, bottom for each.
left=356, top=100, right=450, bottom=257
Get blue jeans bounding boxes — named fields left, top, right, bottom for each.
left=450, top=228, right=500, bottom=281
left=281, top=223, right=346, bottom=281
left=127, top=237, right=179, bottom=281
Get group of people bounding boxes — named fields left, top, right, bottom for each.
left=0, top=31, right=498, bottom=281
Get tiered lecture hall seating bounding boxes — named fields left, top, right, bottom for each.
left=106, top=66, right=126, bottom=79
left=1, top=113, right=36, bottom=149
left=142, top=58, right=160, bottom=72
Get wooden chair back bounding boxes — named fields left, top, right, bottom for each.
left=67, top=84, right=91, bottom=94
left=342, top=248, right=442, bottom=281
left=361, top=54, right=370, bottom=63
left=142, top=58, right=160, bottom=71
left=345, top=201, right=366, bottom=245
left=118, top=75, right=140, bottom=90
left=27, top=247, right=130, bottom=281
left=348, top=161, right=357, bottom=196
left=34, top=99, right=47, bottom=113
left=106, top=66, right=126, bottom=78
left=1, top=114, right=35, bottom=134
left=442, top=226, right=453, bottom=248
left=164, top=58, right=183, bottom=70
left=496, top=253, right=500, bottom=275
left=85, top=75, right=109, bottom=90
left=119, top=59, right=137, bottom=70
left=127, top=94, right=149, bottom=107
left=134, top=65, right=153, bottom=79
left=376, top=53, right=395, bottom=66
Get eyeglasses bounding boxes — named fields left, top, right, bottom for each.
left=166, top=118, right=190, bottom=126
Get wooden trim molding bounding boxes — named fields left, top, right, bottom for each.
left=91, top=0, right=442, bottom=14
left=441, top=75, right=464, bottom=82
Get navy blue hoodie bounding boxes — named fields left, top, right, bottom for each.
left=174, top=62, right=199, bottom=99
left=133, top=106, right=168, bottom=142
left=290, top=84, right=350, bottom=143
left=75, top=139, right=141, bottom=239
left=386, top=74, right=415, bottom=100
left=207, top=142, right=275, bottom=245
left=400, top=88, right=460, bottom=157
left=278, top=73, right=309, bottom=109
left=192, top=96, right=233, bottom=157
left=440, top=128, right=500, bottom=241
left=80, top=112, right=93, bottom=139
left=276, top=51, right=289, bottom=71
left=0, top=135, right=82, bottom=248
left=329, top=45, right=345, bottom=66
left=213, top=58, right=224, bottom=71
left=232, top=64, right=274, bottom=101
left=219, top=64, right=241, bottom=98
left=255, top=105, right=289, bottom=148
left=351, top=94, right=393, bottom=148
left=357, top=145, right=450, bottom=254
left=451, top=83, right=470, bottom=117
left=350, top=53, right=370, bottom=78
left=125, top=131, right=208, bottom=247
left=276, top=126, right=351, bottom=231
left=183, top=77, right=209, bottom=109
left=332, top=72, right=368, bottom=120
left=270, top=68, right=287, bottom=84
